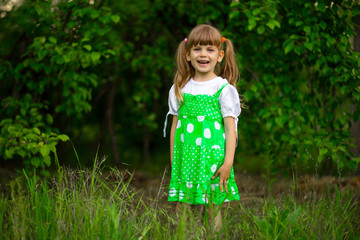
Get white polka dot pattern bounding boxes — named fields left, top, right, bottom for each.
left=179, top=190, right=184, bottom=200
left=168, top=83, right=240, bottom=205
left=187, top=123, right=194, bottom=133
left=169, top=188, right=176, bottom=197
left=211, top=164, right=217, bottom=173
left=204, top=128, right=211, bottom=138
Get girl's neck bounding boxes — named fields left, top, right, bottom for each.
left=193, top=72, right=218, bottom=82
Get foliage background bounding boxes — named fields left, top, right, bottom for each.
left=0, top=0, right=359, bottom=177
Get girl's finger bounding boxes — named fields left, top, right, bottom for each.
left=211, top=170, right=220, bottom=179
left=219, top=179, right=224, bottom=193
left=224, top=180, right=228, bottom=193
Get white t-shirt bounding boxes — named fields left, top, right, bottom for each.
left=164, top=76, right=241, bottom=137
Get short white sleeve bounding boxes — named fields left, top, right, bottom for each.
left=168, top=85, right=179, bottom=116
left=219, top=85, right=241, bottom=118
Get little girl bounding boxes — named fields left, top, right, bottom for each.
left=164, top=24, right=241, bottom=229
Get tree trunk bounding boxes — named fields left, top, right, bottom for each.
left=106, top=80, right=121, bottom=166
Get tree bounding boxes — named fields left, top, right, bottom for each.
left=229, top=0, right=360, bottom=175
left=0, top=0, right=121, bottom=171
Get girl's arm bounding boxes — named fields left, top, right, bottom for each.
left=212, top=116, right=236, bottom=193
left=170, top=115, right=178, bottom=165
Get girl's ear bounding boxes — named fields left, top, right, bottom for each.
left=218, top=50, right=224, bottom=63
left=186, top=52, right=191, bottom=61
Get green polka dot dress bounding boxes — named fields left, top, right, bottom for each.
left=168, top=82, right=240, bottom=205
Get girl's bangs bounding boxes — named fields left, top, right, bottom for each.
left=188, top=27, right=221, bottom=47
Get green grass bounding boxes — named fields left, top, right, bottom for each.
left=1, top=160, right=359, bottom=239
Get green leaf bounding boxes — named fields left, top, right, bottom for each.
left=352, top=92, right=360, bottom=101
left=7, top=126, right=17, bottom=133
left=275, top=117, right=284, bottom=127
left=230, top=1, right=241, bottom=7
left=284, top=43, right=295, bottom=55
left=33, top=128, right=41, bottom=135
left=18, top=150, right=26, bottom=158
left=304, top=42, right=313, bottom=51
left=20, top=108, right=26, bottom=116
left=26, top=134, right=41, bottom=141
left=105, top=49, right=116, bottom=56
left=43, top=155, right=51, bottom=167
left=326, top=38, right=336, bottom=47
left=353, top=157, right=360, bottom=164
left=46, top=114, right=53, bottom=125
left=317, top=2, right=326, bottom=12
left=295, top=21, right=303, bottom=27
left=83, top=45, right=92, bottom=51
left=35, top=5, right=43, bottom=15
left=317, top=154, right=324, bottom=163
left=303, top=26, right=311, bottom=35
left=31, top=157, right=41, bottom=168
left=57, top=134, right=70, bottom=142
left=229, top=11, right=240, bottom=20
left=111, top=15, right=120, bottom=24
left=5, top=148, right=14, bottom=159
left=266, top=19, right=280, bottom=30
left=49, top=36, right=57, bottom=44
left=91, top=52, right=101, bottom=62
left=257, top=25, right=265, bottom=35
left=333, top=55, right=341, bottom=63
left=90, top=9, right=100, bottom=19
left=40, top=145, right=51, bottom=157
left=320, top=21, right=327, bottom=30
left=340, top=85, right=349, bottom=95
left=352, top=68, right=358, bottom=76
left=248, top=18, right=257, bottom=31
left=319, top=148, right=328, bottom=155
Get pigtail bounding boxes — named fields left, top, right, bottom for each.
left=221, top=39, right=247, bottom=109
left=174, top=41, right=193, bottom=103
left=220, top=39, right=239, bottom=87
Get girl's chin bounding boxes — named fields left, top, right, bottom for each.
left=198, top=63, right=209, bottom=67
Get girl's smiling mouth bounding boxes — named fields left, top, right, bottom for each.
left=197, top=60, right=210, bottom=65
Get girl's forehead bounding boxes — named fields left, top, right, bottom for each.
left=191, top=44, right=218, bottom=48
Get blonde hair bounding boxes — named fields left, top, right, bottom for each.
left=173, top=24, right=240, bottom=104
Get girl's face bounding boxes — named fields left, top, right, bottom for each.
left=186, top=44, right=224, bottom=80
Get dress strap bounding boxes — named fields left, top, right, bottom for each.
left=163, top=112, right=171, bottom=137
left=213, top=83, right=229, bottom=98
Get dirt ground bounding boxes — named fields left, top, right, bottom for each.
left=125, top=167, right=360, bottom=207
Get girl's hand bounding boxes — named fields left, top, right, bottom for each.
left=212, top=117, right=236, bottom=193
left=211, top=163, right=232, bottom=193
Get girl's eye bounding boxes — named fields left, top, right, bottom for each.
left=194, top=48, right=200, bottom=51
left=208, top=49, right=214, bottom=52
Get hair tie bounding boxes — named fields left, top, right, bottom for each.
left=184, top=38, right=188, bottom=43
left=222, top=37, right=226, bottom=43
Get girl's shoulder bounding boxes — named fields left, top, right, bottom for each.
left=180, top=77, right=236, bottom=96
left=216, top=77, right=232, bottom=89
left=215, top=77, right=239, bottom=95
